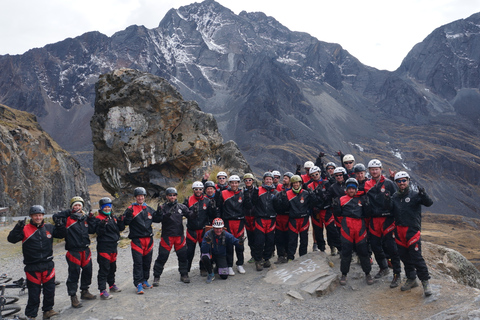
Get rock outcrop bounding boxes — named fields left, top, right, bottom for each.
left=0, top=104, right=89, bottom=215
left=91, top=68, right=251, bottom=203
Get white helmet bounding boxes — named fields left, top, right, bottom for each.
left=272, top=170, right=281, bottom=177
left=343, top=154, right=355, bottom=162
left=326, top=162, right=336, bottom=169
left=192, top=181, right=204, bottom=189
left=394, top=171, right=410, bottom=180
left=368, top=159, right=382, bottom=168
left=217, top=171, right=228, bottom=178
left=228, top=175, right=240, bottom=182
left=304, top=161, right=314, bottom=169
left=333, top=167, right=346, bottom=175
left=309, top=166, right=321, bottom=174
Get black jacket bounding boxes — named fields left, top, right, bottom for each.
left=364, top=176, right=397, bottom=217
left=123, top=203, right=160, bottom=239
left=53, top=209, right=96, bottom=251
left=389, top=187, right=433, bottom=230
left=246, top=185, right=280, bottom=219
left=157, top=201, right=196, bottom=237
left=276, top=188, right=318, bottom=219
left=185, top=195, right=216, bottom=230
left=335, top=194, right=368, bottom=219
left=219, top=188, right=245, bottom=220
left=95, top=212, right=125, bottom=244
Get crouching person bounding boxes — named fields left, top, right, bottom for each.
left=201, top=218, right=244, bottom=283
left=8, top=205, right=62, bottom=320
left=95, top=197, right=125, bottom=300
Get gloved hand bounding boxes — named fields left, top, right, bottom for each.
left=125, top=208, right=133, bottom=219
left=332, top=198, right=339, bottom=208
left=88, top=211, right=95, bottom=218
left=238, top=236, right=246, bottom=246
left=337, top=151, right=342, bottom=156
left=418, top=187, right=426, bottom=196
left=17, top=217, right=27, bottom=228
left=318, top=152, right=325, bottom=158
left=296, top=164, right=301, bottom=171
left=55, top=217, right=65, bottom=227
left=118, top=214, right=124, bottom=222
left=206, top=235, right=212, bottom=245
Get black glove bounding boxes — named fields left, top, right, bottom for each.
left=332, top=198, right=339, bottom=208
left=88, top=211, right=95, bottom=219
left=206, top=235, right=212, bottom=245
left=118, top=214, right=124, bottom=222
left=55, top=217, right=65, bottom=227
left=418, top=187, right=426, bottom=196
left=125, top=208, right=133, bottom=219
left=101, top=218, right=108, bottom=226
left=17, top=218, right=27, bottom=228
left=238, top=236, right=246, bottom=246
left=296, top=164, right=301, bottom=173
left=318, top=152, right=325, bottom=158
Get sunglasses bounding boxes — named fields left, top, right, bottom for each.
left=193, top=188, right=204, bottom=191
left=344, top=161, right=354, bottom=165
left=334, top=174, right=343, bottom=177
left=218, top=177, right=226, bottom=180
left=327, top=167, right=335, bottom=170
left=244, top=179, right=253, bottom=182
left=310, top=173, right=320, bottom=177
left=167, top=194, right=177, bottom=197
left=396, top=179, right=408, bottom=183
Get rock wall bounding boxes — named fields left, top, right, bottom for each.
left=0, top=104, right=90, bottom=215
left=91, top=68, right=251, bottom=203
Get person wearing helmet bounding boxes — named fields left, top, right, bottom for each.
left=153, top=187, right=196, bottom=285
left=336, top=151, right=356, bottom=178
left=325, top=162, right=337, bottom=184
left=273, top=172, right=294, bottom=264
left=364, top=159, right=402, bottom=285
left=123, top=187, right=160, bottom=294
left=218, top=174, right=246, bottom=275
left=386, top=171, right=433, bottom=295
left=204, top=180, right=221, bottom=221
left=307, top=166, right=341, bottom=256
left=276, top=175, right=321, bottom=261
left=244, top=172, right=280, bottom=271
left=53, top=196, right=97, bottom=307
left=201, top=218, right=245, bottom=283
left=184, top=182, right=216, bottom=277
left=242, top=173, right=257, bottom=264
left=332, top=178, right=373, bottom=286
left=215, top=171, right=229, bottom=191
left=271, top=170, right=283, bottom=192
left=8, top=205, right=62, bottom=319
left=94, top=197, right=125, bottom=300
left=326, top=167, right=347, bottom=233
left=298, top=161, right=315, bottom=184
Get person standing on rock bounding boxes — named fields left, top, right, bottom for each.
left=364, top=159, right=402, bottom=286
left=274, top=172, right=293, bottom=264
left=8, top=205, right=62, bottom=320
left=242, top=173, right=257, bottom=264
left=184, top=182, right=215, bottom=277
left=218, top=175, right=246, bottom=275
left=94, top=197, right=125, bottom=300
left=153, top=187, right=196, bottom=285
left=123, top=187, right=160, bottom=294
left=53, top=196, right=97, bottom=308
left=387, top=171, right=434, bottom=296
left=245, top=172, right=280, bottom=271
left=201, top=218, right=244, bottom=283
left=333, top=178, right=374, bottom=286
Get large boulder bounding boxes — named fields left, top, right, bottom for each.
left=91, top=68, right=251, bottom=203
left=0, top=104, right=89, bottom=215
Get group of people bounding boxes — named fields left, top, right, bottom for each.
left=7, top=152, right=434, bottom=319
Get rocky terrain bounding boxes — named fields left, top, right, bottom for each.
left=0, top=104, right=89, bottom=215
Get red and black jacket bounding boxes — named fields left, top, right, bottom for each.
left=185, top=195, right=215, bottom=230
left=53, top=209, right=96, bottom=251
left=123, top=203, right=160, bottom=239
left=337, top=195, right=367, bottom=219
left=277, top=188, right=317, bottom=219
left=389, top=187, right=433, bottom=230
left=248, top=185, right=279, bottom=219
left=364, top=176, right=397, bottom=217
left=95, top=212, right=125, bottom=244
left=243, top=186, right=256, bottom=218
left=157, top=201, right=195, bottom=237
left=219, top=188, right=245, bottom=220
left=307, top=179, right=330, bottom=209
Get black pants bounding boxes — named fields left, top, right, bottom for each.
left=395, top=226, right=430, bottom=281
left=130, top=237, right=154, bottom=286
left=287, top=217, right=309, bottom=260
left=275, top=215, right=289, bottom=257
left=153, top=236, right=189, bottom=277
left=253, top=217, right=276, bottom=261
left=340, top=217, right=371, bottom=275
left=201, top=253, right=229, bottom=279
left=66, top=248, right=92, bottom=296
left=369, top=217, right=401, bottom=274
left=245, top=216, right=256, bottom=257
left=224, top=219, right=245, bottom=267
left=25, top=264, right=55, bottom=318
left=186, top=229, right=206, bottom=272
left=97, top=253, right=117, bottom=291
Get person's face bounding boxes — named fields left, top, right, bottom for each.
left=229, top=181, right=239, bottom=191
left=214, top=228, right=223, bottom=236
left=369, top=167, right=382, bottom=179
left=282, top=176, right=290, bottom=185
left=273, top=176, right=281, bottom=184
left=205, top=187, right=215, bottom=197
left=193, top=188, right=203, bottom=197
left=166, top=194, right=177, bottom=203
left=344, top=161, right=354, bottom=170
left=327, top=166, right=335, bottom=176
left=217, top=176, right=227, bottom=184
left=135, top=195, right=145, bottom=204
left=30, top=213, right=44, bottom=225
left=310, top=171, right=321, bottom=181
left=292, top=181, right=301, bottom=189
left=335, top=173, right=344, bottom=183
left=102, top=206, right=112, bottom=213
left=264, top=177, right=273, bottom=186
left=395, top=178, right=409, bottom=191
left=355, top=171, right=365, bottom=181
left=72, top=203, right=83, bottom=212
left=346, top=187, right=357, bottom=197
left=244, top=179, right=253, bottom=187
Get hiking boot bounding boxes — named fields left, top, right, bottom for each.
left=330, top=246, right=337, bottom=256
left=274, top=256, right=287, bottom=264
left=136, top=283, right=144, bottom=294
left=142, top=280, right=153, bottom=289
left=374, top=268, right=390, bottom=279
left=312, top=243, right=319, bottom=251
left=100, top=290, right=111, bottom=300
left=263, top=259, right=271, bottom=268
left=248, top=257, right=255, bottom=263
left=80, top=289, right=96, bottom=300
left=200, top=269, right=208, bottom=277
left=339, top=274, right=347, bottom=285
left=228, top=267, right=235, bottom=276
left=401, top=278, right=419, bottom=291
left=255, top=261, right=264, bottom=271
left=180, top=274, right=190, bottom=283
left=366, top=274, right=374, bottom=285
left=153, top=277, right=160, bottom=287
left=422, top=280, right=432, bottom=297
left=43, top=309, right=59, bottom=319
left=237, top=265, right=246, bottom=274
left=70, top=295, right=82, bottom=308
left=109, top=284, right=122, bottom=292
left=206, top=273, right=215, bottom=284
left=390, top=274, right=401, bottom=288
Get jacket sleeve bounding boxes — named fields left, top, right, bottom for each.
left=116, top=214, right=126, bottom=231
left=182, top=204, right=196, bottom=220
left=123, top=206, right=134, bottom=225
left=201, top=231, right=212, bottom=254
left=419, top=191, right=433, bottom=207
left=7, top=224, right=24, bottom=244
left=87, top=215, right=97, bottom=234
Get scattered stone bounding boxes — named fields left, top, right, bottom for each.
left=286, top=290, right=304, bottom=300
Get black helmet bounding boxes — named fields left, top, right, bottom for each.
left=345, top=178, right=359, bottom=189
left=263, top=172, right=274, bottom=179
left=283, top=172, right=294, bottom=178
left=134, top=187, right=147, bottom=196
left=353, top=163, right=366, bottom=173
left=29, top=205, right=45, bottom=215
left=165, top=187, right=178, bottom=195
left=99, top=197, right=112, bottom=207
left=204, top=181, right=216, bottom=189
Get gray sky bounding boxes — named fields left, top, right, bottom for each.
left=1, top=0, right=479, bottom=70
